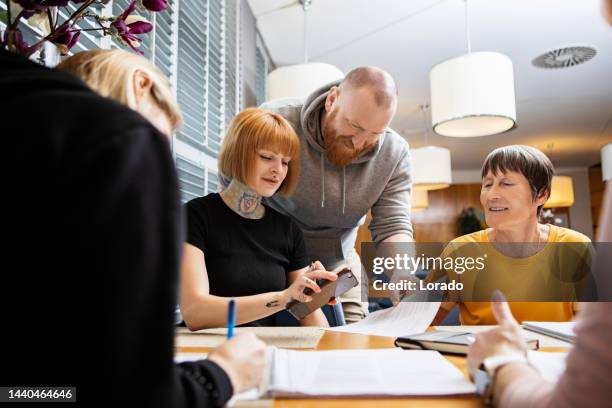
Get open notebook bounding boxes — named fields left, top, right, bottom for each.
left=259, top=347, right=475, bottom=397
left=395, top=330, right=539, bottom=355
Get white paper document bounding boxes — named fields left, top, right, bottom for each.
left=326, top=301, right=440, bottom=337
left=527, top=351, right=568, bottom=383
left=264, top=348, right=475, bottom=397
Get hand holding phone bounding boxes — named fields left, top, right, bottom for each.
left=286, top=265, right=358, bottom=320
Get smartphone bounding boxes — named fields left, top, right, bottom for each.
left=286, top=267, right=358, bottom=320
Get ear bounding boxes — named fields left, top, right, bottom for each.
left=325, top=86, right=339, bottom=112
left=534, top=187, right=550, bottom=207
left=132, top=70, right=152, bottom=106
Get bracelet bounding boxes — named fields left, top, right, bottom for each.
left=475, top=354, right=529, bottom=405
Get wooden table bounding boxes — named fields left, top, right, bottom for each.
left=177, top=328, right=570, bottom=407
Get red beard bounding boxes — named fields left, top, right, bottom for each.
left=322, top=109, right=376, bottom=167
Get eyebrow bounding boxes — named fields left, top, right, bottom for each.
left=259, top=149, right=291, bottom=160
left=346, top=117, right=385, bottom=136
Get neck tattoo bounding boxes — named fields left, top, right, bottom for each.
left=238, top=191, right=259, bottom=215
left=221, top=180, right=264, bottom=219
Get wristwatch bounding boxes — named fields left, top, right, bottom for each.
left=474, top=354, right=529, bottom=405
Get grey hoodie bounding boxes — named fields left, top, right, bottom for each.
left=222, top=81, right=413, bottom=269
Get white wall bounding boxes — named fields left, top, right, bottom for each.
left=450, top=167, right=594, bottom=239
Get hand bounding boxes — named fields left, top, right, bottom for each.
left=282, top=261, right=337, bottom=305
left=207, top=333, right=266, bottom=393
left=319, top=261, right=338, bottom=306
left=388, top=269, right=420, bottom=305
left=466, top=291, right=528, bottom=379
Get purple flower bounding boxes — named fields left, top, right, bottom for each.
left=50, top=25, right=81, bottom=55
left=142, top=0, right=168, bottom=12
left=1, top=27, right=34, bottom=56
left=111, top=0, right=153, bottom=54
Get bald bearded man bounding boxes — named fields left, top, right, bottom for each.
left=222, top=67, right=414, bottom=322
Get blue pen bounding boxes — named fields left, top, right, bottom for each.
left=227, top=298, right=236, bottom=339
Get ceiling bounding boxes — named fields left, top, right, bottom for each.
left=247, top=0, right=612, bottom=170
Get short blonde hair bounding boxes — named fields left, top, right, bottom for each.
left=57, top=49, right=182, bottom=130
left=218, top=108, right=300, bottom=196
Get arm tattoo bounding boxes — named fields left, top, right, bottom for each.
left=266, top=300, right=280, bottom=308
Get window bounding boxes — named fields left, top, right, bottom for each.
left=174, top=0, right=240, bottom=203
left=255, top=34, right=269, bottom=106
left=1, top=0, right=242, bottom=204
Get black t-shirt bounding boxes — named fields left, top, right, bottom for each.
left=186, top=193, right=310, bottom=325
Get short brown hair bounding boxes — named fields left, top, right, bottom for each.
left=218, top=108, right=300, bottom=196
left=481, top=145, right=554, bottom=215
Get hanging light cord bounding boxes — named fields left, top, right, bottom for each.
left=421, top=104, right=430, bottom=146
left=464, top=0, right=472, bottom=54
left=300, top=0, right=312, bottom=63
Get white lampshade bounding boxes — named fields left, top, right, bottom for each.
left=267, top=63, right=344, bottom=101
left=602, top=143, right=612, bottom=181
left=544, top=176, right=575, bottom=208
left=411, top=189, right=429, bottom=212
left=411, top=146, right=452, bottom=190
left=430, top=52, right=517, bottom=137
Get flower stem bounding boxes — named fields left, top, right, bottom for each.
left=7, top=0, right=11, bottom=28
left=76, top=28, right=107, bottom=33
left=47, top=9, right=54, bottom=33
left=8, top=9, right=26, bottom=31
left=29, top=0, right=97, bottom=51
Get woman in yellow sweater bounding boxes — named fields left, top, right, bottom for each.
left=429, top=145, right=591, bottom=325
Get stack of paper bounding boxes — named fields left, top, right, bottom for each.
left=527, top=351, right=568, bottom=383
left=263, top=348, right=475, bottom=397
left=175, top=326, right=324, bottom=348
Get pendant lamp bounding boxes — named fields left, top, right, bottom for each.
left=430, top=0, right=517, bottom=137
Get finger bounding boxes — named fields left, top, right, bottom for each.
left=298, top=293, right=313, bottom=302
left=389, top=289, right=401, bottom=305
left=327, top=296, right=337, bottom=305
left=312, top=260, right=325, bottom=271
left=306, top=271, right=338, bottom=281
left=301, top=276, right=321, bottom=293
left=490, top=290, right=518, bottom=327
left=466, top=351, right=481, bottom=380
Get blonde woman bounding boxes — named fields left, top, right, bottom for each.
left=52, top=48, right=267, bottom=403
left=180, top=107, right=337, bottom=329
left=57, top=48, right=181, bottom=137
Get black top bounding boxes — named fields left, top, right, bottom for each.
left=186, top=193, right=310, bottom=325
left=0, top=49, right=232, bottom=407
